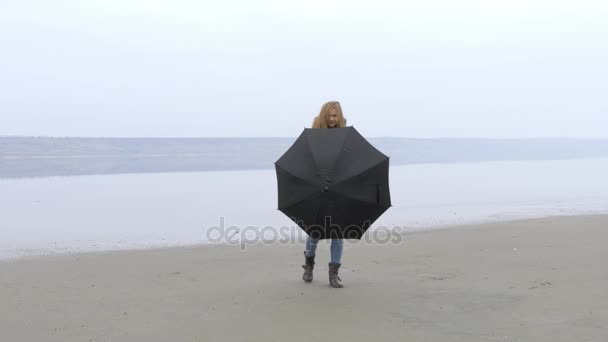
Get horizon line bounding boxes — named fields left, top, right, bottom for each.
left=2, top=135, right=608, bottom=140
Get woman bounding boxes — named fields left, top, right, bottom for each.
left=302, top=101, right=348, bottom=288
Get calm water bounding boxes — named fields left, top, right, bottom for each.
left=2, top=136, right=607, bottom=178
left=1, top=158, right=607, bottom=260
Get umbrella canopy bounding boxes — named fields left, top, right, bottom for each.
left=275, top=126, right=391, bottom=239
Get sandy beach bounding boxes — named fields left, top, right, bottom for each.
left=1, top=214, right=607, bottom=341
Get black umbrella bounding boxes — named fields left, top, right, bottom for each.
left=274, top=126, right=391, bottom=239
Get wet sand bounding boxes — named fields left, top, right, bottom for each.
left=1, top=214, right=607, bottom=341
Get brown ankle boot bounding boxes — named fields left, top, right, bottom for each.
left=302, top=252, right=315, bottom=282
left=328, top=262, right=344, bottom=288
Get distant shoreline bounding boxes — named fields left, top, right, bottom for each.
left=2, top=137, right=607, bottom=179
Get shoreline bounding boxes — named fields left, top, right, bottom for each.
left=3, top=158, right=607, bottom=263
left=1, top=211, right=607, bottom=264
left=3, top=211, right=608, bottom=264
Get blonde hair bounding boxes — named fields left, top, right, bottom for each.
left=311, top=101, right=347, bottom=128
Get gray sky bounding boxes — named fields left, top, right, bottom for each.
left=1, top=0, right=607, bottom=138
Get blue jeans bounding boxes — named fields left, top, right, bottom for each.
left=305, top=236, right=343, bottom=264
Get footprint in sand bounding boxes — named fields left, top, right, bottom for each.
left=420, top=273, right=457, bottom=281
left=529, top=280, right=553, bottom=289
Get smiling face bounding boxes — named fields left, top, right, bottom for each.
left=326, top=106, right=339, bottom=128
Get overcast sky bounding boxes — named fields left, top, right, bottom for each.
left=1, top=0, right=607, bottom=138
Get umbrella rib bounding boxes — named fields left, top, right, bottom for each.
left=331, top=188, right=378, bottom=205
left=327, top=127, right=352, bottom=177
left=334, top=157, right=389, bottom=185
left=275, top=162, right=319, bottom=187
left=279, top=191, right=321, bottom=212
left=304, top=132, right=321, bottom=182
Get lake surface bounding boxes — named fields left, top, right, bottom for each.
left=2, top=136, right=607, bottom=178
left=1, top=158, right=607, bottom=260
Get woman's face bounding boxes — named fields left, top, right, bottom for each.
left=326, top=107, right=339, bottom=128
